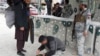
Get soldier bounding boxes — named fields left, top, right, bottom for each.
left=73, top=4, right=91, bottom=56
left=62, top=0, right=73, bottom=18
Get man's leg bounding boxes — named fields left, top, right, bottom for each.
left=17, top=40, right=24, bottom=51
left=76, top=33, right=85, bottom=56
left=17, top=40, right=25, bottom=56
left=47, top=3, right=52, bottom=15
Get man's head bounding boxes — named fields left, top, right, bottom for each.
left=55, top=3, right=60, bottom=8
left=79, top=4, right=87, bottom=11
left=39, top=35, right=48, bottom=45
left=65, top=0, right=69, bottom=4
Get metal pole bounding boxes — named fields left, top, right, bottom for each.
left=38, top=0, right=41, bottom=14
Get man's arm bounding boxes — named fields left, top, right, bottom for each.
left=36, top=45, right=45, bottom=55
left=38, top=45, right=45, bottom=51
left=86, top=10, right=91, bottom=31
left=84, top=10, right=91, bottom=37
left=45, top=41, right=56, bottom=56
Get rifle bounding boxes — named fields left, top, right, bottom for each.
left=72, top=15, right=76, bottom=41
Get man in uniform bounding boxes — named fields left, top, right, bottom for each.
left=73, top=4, right=91, bottom=56
left=62, top=0, right=73, bottom=18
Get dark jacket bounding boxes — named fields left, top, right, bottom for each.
left=38, top=36, right=65, bottom=56
left=53, top=7, right=62, bottom=17
left=45, top=0, right=52, bottom=3
left=13, top=0, right=29, bottom=29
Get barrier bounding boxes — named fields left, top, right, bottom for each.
left=31, top=15, right=100, bottom=55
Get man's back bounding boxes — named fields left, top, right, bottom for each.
left=38, top=36, right=65, bottom=56
left=47, top=36, right=65, bottom=51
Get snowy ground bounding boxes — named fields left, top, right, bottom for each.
left=0, top=14, right=94, bottom=56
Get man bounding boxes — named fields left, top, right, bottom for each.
left=62, top=0, right=73, bottom=18
left=52, top=3, right=62, bottom=17
left=36, top=35, right=65, bottom=56
left=13, top=0, right=30, bottom=56
left=45, top=0, right=52, bottom=15
left=73, top=4, right=91, bottom=56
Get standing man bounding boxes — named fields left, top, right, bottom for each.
left=52, top=3, right=62, bottom=17
left=36, top=35, right=65, bottom=56
left=62, top=0, right=73, bottom=18
left=45, top=0, right=52, bottom=15
left=13, top=0, right=30, bottom=56
left=73, top=4, right=91, bottom=56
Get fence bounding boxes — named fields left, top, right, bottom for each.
left=31, top=15, right=100, bottom=55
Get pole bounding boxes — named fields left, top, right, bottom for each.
left=38, top=0, right=41, bottom=14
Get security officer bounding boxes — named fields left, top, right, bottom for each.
left=73, top=4, right=91, bottom=56
left=62, top=0, right=73, bottom=18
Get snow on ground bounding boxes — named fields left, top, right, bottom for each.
left=0, top=14, right=93, bottom=56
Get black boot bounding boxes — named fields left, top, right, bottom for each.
left=22, top=49, right=27, bottom=52
left=17, top=51, right=25, bottom=56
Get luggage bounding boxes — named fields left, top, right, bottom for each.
left=5, top=7, right=15, bottom=28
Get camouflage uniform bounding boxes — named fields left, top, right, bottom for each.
left=75, top=23, right=85, bottom=56
left=62, top=4, right=73, bottom=18
left=74, top=9, right=91, bottom=56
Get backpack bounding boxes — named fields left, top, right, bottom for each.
left=5, top=7, right=15, bottom=28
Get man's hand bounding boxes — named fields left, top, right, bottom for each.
left=83, top=30, right=88, bottom=37
left=20, top=27, right=24, bottom=31
left=36, top=50, right=40, bottom=55
left=42, top=54, right=45, bottom=56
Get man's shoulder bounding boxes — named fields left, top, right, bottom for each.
left=47, top=36, right=54, bottom=38
left=47, top=36, right=55, bottom=41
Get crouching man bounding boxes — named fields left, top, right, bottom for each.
left=36, top=35, right=65, bottom=56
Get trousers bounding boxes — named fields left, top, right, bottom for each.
left=17, top=40, right=25, bottom=51
left=46, top=3, right=52, bottom=15
left=15, top=28, right=29, bottom=51
left=76, top=32, right=85, bottom=56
